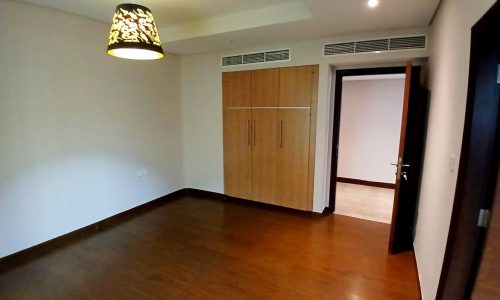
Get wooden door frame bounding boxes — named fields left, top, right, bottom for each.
left=436, top=1, right=500, bottom=298
left=327, top=66, right=407, bottom=211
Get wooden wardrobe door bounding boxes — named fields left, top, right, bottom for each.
left=252, top=69, right=279, bottom=107
left=277, top=109, right=312, bottom=210
left=223, top=71, right=252, bottom=107
left=251, top=109, right=280, bottom=204
left=223, top=109, right=252, bottom=199
left=279, top=66, right=315, bottom=107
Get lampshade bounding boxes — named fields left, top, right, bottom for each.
left=107, top=3, right=164, bottom=60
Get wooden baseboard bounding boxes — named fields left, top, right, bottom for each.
left=337, top=177, right=395, bottom=189
left=0, top=188, right=323, bottom=269
left=224, top=195, right=323, bottom=218
left=0, top=189, right=186, bottom=269
left=184, top=188, right=226, bottom=200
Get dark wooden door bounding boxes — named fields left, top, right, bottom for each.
left=472, top=163, right=500, bottom=299
left=388, top=63, right=428, bottom=254
left=437, top=2, right=500, bottom=299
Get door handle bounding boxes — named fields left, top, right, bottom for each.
left=279, top=120, right=283, bottom=148
left=390, top=162, right=410, bottom=168
left=253, top=120, right=256, bottom=147
left=247, top=120, right=251, bottom=146
left=391, top=158, right=410, bottom=181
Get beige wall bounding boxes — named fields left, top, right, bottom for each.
left=413, top=0, right=497, bottom=299
left=338, top=78, right=405, bottom=184
left=0, top=0, right=184, bottom=258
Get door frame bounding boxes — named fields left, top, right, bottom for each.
left=327, top=66, right=406, bottom=211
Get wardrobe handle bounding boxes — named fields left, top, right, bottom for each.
left=280, top=120, right=283, bottom=148
left=253, top=120, right=256, bottom=147
left=247, top=120, right=251, bottom=146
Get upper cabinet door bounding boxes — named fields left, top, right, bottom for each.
left=223, top=71, right=252, bottom=108
left=279, top=65, right=317, bottom=107
left=252, top=68, right=279, bottom=107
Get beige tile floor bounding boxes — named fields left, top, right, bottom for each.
left=335, top=182, right=395, bottom=224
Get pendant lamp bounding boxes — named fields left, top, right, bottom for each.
left=106, top=3, right=164, bottom=60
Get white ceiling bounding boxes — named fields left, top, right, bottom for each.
left=19, top=0, right=440, bottom=55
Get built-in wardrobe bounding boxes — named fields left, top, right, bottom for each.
left=222, top=65, right=319, bottom=211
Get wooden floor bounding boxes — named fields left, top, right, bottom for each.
left=0, top=195, right=420, bottom=299
left=335, top=183, right=395, bottom=224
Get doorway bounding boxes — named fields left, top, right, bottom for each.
left=328, top=65, right=429, bottom=254
left=335, top=73, right=406, bottom=224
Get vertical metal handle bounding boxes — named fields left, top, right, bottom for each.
left=247, top=120, right=251, bottom=146
left=280, top=120, right=283, bottom=148
left=253, top=120, right=256, bottom=147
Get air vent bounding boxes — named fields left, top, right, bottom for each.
left=324, top=42, right=355, bottom=56
left=222, top=49, right=290, bottom=67
left=243, top=53, right=264, bottom=64
left=324, top=35, right=427, bottom=56
left=222, top=55, right=243, bottom=66
left=265, top=49, right=290, bottom=62
left=389, top=36, right=426, bottom=50
left=355, top=39, right=389, bottom=53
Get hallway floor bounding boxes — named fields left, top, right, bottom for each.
left=335, top=182, right=395, bottom=224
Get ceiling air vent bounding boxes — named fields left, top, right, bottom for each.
left=243, top=53, right=265, bottom=64
left=222, top=49, right=290, bottom=67
left=324, top=42, right=355, bottom=56
left=389, top=36, right=426, bottom=50
left=265, top=49, right=290, bottom=62
left=222, top=55, right=243, bottom=66
left=324, top=35, right=427, bottom=56
left=355, top=39, right=389, bottom=53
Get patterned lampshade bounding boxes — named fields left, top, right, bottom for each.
left=107, top=3, right=164, bottom=60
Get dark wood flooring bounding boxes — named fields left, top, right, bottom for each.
left=0, top=195, right=421, bottom=299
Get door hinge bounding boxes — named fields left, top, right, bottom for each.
left=478, top=209, right=491, bottom=228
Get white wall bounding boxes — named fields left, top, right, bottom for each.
left=181, top=54, right=224, bottom=192
left=413, top=0, right=497, bottom=299
left=0, top=0, right=184, bottom=258
left=338, top=78, right=405, bottom=184
left=180, top=28, right=429, bottom=213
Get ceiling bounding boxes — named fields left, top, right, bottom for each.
left=20, top=0, right=440, bottom=55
